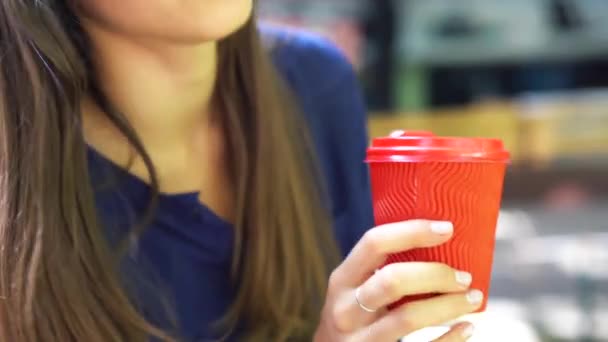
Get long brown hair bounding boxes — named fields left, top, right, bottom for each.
left=0, top=1, right=339, bottom=341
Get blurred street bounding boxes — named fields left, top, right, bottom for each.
left=490, top=201, right=608, bottom=341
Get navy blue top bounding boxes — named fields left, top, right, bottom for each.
left=88, top=28, right=374, bottom=341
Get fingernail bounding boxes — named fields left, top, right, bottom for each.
left=466, top=290, right=484, bottom=305
left=430, top=221, right=453, bottom=235
left=462, top=324, right=475, bottom=339
left=455, top=271, right=472, bottom=287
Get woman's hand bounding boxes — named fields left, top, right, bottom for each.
left=314, top=220, right=481, bottom=342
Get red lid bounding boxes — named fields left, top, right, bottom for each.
left=366, top=130, right=510, bottom=163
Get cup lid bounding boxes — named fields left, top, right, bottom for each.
left=366, top=130, right=510, bottom=163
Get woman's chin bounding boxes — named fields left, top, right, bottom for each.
left=79, top=0, right=253, bottom=45
left=177, top=0, right=253, bottom=42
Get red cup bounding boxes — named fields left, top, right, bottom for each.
left=366, top=131, right=510, bottom=311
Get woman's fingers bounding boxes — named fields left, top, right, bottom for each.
left=333, top=220, right=454, bottom=286
left=357, top=290, right=484, bottom=342
left=357, top=262, right=472, bottom=314
left=433, top=322, right=475, bottom=342
left=332, top=262, right=472, bottom=331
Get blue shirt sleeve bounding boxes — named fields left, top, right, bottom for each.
left=266, top=28, right=375, bottom=256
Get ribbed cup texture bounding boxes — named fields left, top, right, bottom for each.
left=370, top=161, right=506, bottom=312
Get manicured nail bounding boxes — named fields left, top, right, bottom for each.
left=462, top=324, right=475, bottom=339
left=466, top=290, right=484, bottom=305
left=430, top=221, right=453, bottom=235
left=455, top=271, right=472, bottom=287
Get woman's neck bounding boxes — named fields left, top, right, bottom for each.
left=82, top=23, right=218, bottom=150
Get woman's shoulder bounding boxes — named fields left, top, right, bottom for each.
left=260, top=24, right=357, bottom=100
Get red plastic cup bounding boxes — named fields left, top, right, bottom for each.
left=366, top=131, right=510, bottom=311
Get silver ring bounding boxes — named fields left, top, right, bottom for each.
left=355, top=287, right=377, bottom=313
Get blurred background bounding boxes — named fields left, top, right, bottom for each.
left=259, top=1, right=608, bottom=341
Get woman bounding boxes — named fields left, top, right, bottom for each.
left=0, top=1, right=482, bottom=341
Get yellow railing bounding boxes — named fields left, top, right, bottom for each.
left=368, top=98, right=608, bottom=165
